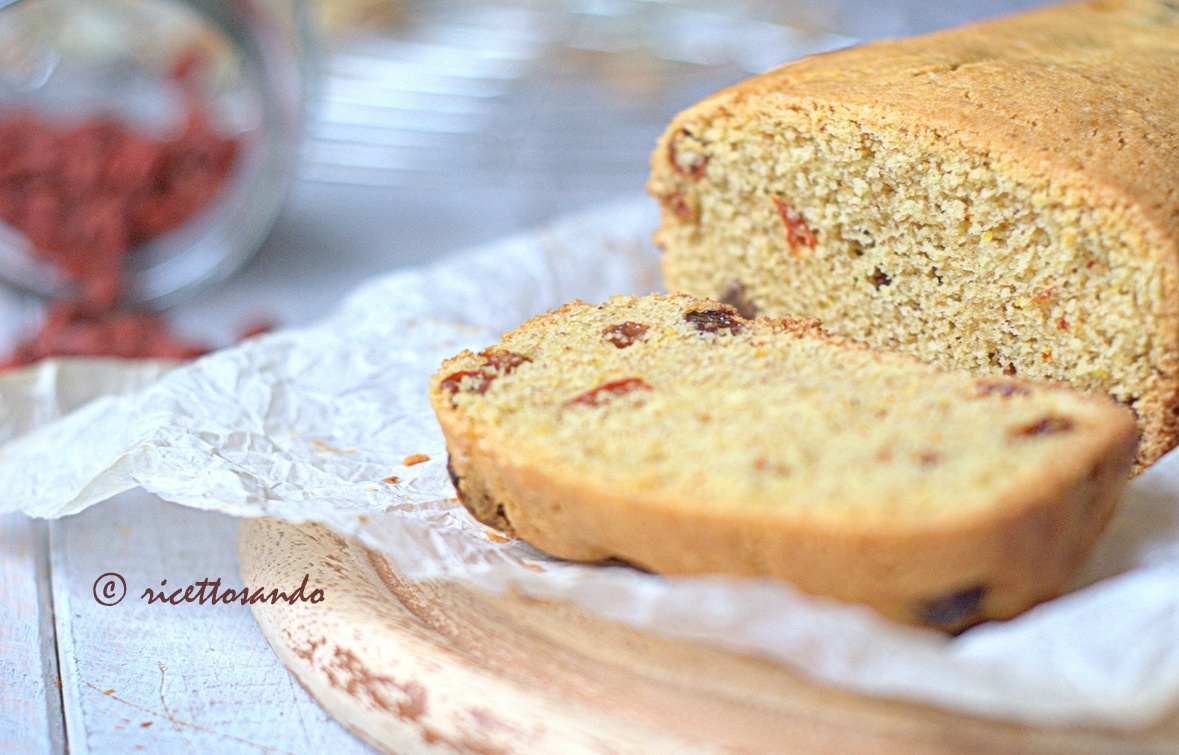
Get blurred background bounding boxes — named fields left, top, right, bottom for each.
left=0, top=2, right=1065, bottom=750
left=0, top=0, right=1052, bottom=354
left=280, top=0, right=1049, bottom=321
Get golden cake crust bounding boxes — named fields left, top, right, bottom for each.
left=683, top=0, right=1179, bottom=221
left=430, top=294, right=1138, bottom=631
left=648, top=0, right=1179, bottom=469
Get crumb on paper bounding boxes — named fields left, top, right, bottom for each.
left=403, top=453, right=430, bottom=466
left=357, top=514, right=369, bottom=524
left=312, top=439, right=356, bottom=455
left=522, top=563, right=545, bottom=572
left=382, top=475, right=401, bottom=484
left=485, top=529, right=512, bottom=543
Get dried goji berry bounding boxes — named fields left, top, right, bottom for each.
left=440, top=370, right=492, bottom=395
left=480, top=349, right=529, bottom=374
left=684, top=308, right=744, bottom=334
left=0, top=49, right=242, bottom=369
left=1012, top=416, right=1075, bottom=437
left=1029, top=286, right=1056, bottom=304
left=771, top=196, right=817, bottom=256
left=973, top=380, right=1031, bottom=398
left=667, top=129, right=707, bottom=181
left=719, top=281, right=758, bottom=319
left=565, top=377, right=653, bottom=408
left=602, top=321, right=648, bottom=349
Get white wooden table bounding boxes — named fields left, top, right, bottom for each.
left=3, top=496, right=371, bottom=754
left=0, top=175, right=584, bottom=754
left=0, top=2, right=1051, bottom=750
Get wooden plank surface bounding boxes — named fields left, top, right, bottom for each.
left=0, top=514, right=63, bottom=754
left=241, top=518, right=1179, bottom=755
left=47, top=490, right=372, bottom=754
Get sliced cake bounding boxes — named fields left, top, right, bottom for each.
left=429, top=294, right=1137, bottom=631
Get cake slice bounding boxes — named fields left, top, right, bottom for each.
left=429, top=294, right=1137, bottom=631
left=647, top=0, right=1179, bottom=469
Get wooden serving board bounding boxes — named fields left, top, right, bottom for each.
left=239, top=518, right=1178, bottom=754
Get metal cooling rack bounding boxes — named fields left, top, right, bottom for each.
left=303, top=1, right=853, bottom=191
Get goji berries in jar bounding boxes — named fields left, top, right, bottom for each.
left=0, top=0, right=310, bottom=307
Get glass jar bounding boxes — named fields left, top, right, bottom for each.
left=0, top=0, right=313, bottom=307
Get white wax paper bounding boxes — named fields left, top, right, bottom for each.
left=1, top=197, right=1178, bottom=728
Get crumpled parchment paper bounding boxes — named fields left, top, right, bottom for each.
left=1, top=197, right=1177, bottom=728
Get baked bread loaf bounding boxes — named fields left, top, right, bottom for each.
left=647, top=0, right=1179, bottom=470
left=429, top=294, right=1137, bottom=631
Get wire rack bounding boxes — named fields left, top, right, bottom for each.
left=303, top=1, right=853, bottom=192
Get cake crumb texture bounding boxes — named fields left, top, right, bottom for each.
left=648, top=0, right=1179, bottom=470
left=429, top=294, right=1137, bottom=631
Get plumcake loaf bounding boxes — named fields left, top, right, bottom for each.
left=429, top=294, right=1137, bottom=631
left=647, top=0, right=1179, bottom=469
